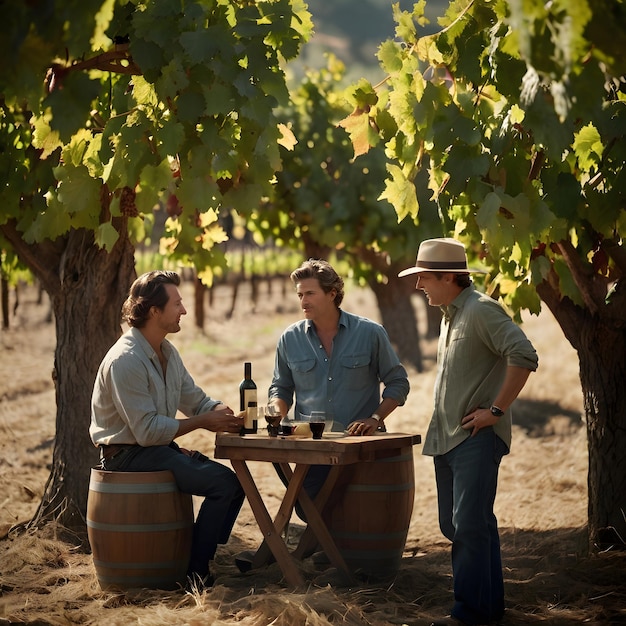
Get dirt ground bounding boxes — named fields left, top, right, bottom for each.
left=1, top=277, right=625, bottom=625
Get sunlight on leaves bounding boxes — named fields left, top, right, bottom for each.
left=91, top=0, right=114, bottom=51
left=337, top=110, right=372, bottom=159
left=277, top=123, right=297, bottom=151
left=573, top=123, right=603, bottom=171
left=31, top=116, right=62, bottom=159
left=379, top=164, right=419, bottom=222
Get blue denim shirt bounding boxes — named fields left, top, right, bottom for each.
left=90, top=327, right=222, bottom=447
left=269, top=310, right=409, bottom=430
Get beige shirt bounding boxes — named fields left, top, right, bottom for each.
left=90, top=327, right=221, bottom=447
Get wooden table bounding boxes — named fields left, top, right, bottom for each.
left=214, top=431, right=421, bottom=587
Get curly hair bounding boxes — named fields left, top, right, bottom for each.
left=290, top=259, right=345, bottom=308
left=121, top=270, right=181, bottom=328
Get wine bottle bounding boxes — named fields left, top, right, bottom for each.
left=239, top=362, right=258, bottom=434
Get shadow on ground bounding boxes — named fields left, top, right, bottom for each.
left=512, top=398, right=582, bottom=437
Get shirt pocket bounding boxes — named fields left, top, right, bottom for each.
left=448, top=327, right=468, bottom=343
left=340, top=353, right=371, bottom=390
left=289, top=357, right=317, bottom=392
left=446, top=329, right=469, bottom=360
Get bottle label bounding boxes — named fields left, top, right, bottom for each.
left=243, top=389, right=257, bottom=429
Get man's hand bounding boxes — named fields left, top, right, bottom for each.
left=176, top=405, right=243, bottom=438
left=461, top=407, right=499, bottom=437
left=346, top=417, right=378, bottom=436
left=209, top=405, right=244, bottom=433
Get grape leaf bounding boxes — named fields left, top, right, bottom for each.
left=337, top=109, right=373, bottom=158
left=379, top=164, right=419, bottom=222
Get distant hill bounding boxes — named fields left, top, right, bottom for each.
left=289, top=0, right=449, bottom=84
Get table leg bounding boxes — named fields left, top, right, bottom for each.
left=279, top=464, right=354, bottom=581
left=230, top=459, right=305, bottom=587
left=250, top=463, right=310, bottom=569
left=291, top=465, right=342, bottom=560
left=251, top=463, right=340, bottom=568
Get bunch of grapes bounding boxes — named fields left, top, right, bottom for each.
left=166, top=193, right=182, bottom=218
left=119, top=186, right=138, bottom=217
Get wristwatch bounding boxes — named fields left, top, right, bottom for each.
left=371, top=413, right=383, bottom=424
left=490, top=405, right=505, bottom=417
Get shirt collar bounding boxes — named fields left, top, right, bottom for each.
left=129, top=326, right=171, bottom=359
left=304, top=308, right=347, bottom=333
left=441, top=284, right=475, bottom=321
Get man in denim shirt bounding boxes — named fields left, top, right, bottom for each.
left=90, top=270, right=245, bottom=587
left=268, top=259, right=409, bottom=504
left=399, top=239, right=538, bottom=626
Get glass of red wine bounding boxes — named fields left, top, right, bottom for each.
left=265, top=405, right=282, bottom=437
left=309, top=411, right=326, bottom=439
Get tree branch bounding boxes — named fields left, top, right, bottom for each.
left=71, top=44, right=142, bottom=75
left=0, top=220, right=63, bottom=296
left=47, top=44, right=142, bottom=92
left=556, top=239, right=606, bottom=315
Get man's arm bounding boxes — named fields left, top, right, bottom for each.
left=346, top=396, right=400, bottom=436
left=267, top=334, right=295, bottom=415
left=375, top=325, right=410, bottom=407
left=175, top=404, right=243, bottom=437
left=461, top=365, right=533, bottom=436
left=268, top=397, right=290, bottom=418
left=346, top=325, right=409, bottom=436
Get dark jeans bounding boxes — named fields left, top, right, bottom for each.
left=434, top=427, right=509, bottom=625
left=103, top=442, right=244, bottom=578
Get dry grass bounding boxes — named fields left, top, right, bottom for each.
left=1, top=280, right=625, bottom=625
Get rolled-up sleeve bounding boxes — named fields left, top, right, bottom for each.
left=269, top=333, right=297, bottom=406
left=475, top=299, right=538, bottom=372
left=376, top=326, right=410, bottom=405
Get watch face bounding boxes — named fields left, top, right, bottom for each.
left=491, top=406, right=504, bottom=416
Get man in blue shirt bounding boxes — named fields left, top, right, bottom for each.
left=269, top=258, right=409, bottom=433
left=269, top=258, right=409, bottom=502
left=91, top=270, right=245, bottom=588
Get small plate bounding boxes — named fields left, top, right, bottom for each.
left=322, top=432, right=347, bottom=439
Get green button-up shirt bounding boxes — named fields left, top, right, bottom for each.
left=423, top=284, right=538, bottom=456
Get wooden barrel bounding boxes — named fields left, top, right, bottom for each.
left=87, top=469, right=194, bottom=590
left=325, top=446, right=415, bottom=578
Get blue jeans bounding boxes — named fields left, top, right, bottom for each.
left=104, top=443, right=244, bottom=578
left=434, top=428, right=509, bottom=625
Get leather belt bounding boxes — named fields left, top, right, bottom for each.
left=99, top=444, right=136, bottom=461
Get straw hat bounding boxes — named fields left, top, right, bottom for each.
left=398, top=238, right=487, bottom=277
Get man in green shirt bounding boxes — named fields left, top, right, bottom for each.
left=399, top=238, right=538, bottom=626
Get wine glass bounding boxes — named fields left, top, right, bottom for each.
left=265, top=405, right=282, bottom=437
left=309, top=411, right=326, bottom=439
